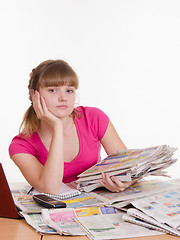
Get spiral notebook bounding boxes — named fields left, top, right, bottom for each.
left=29, top=182, right=81, bottom=200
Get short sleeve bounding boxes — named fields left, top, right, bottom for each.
left=84, top=107, right=109, bottom=140
left=9, top=136, right=37, bottom=157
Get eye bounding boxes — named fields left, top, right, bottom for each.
left=67, top=89, right=73, bottom=93
left=66, top=88, right=74, bottom=93
left=48, top=88, right=57, bottom=93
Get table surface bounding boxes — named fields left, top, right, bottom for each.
left=0, top=218, right=40, bottom=240
left=42, top=234, right=180, bottom=240
left=1, top=218, right=180, bottom=240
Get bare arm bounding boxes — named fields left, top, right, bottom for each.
left=11, top=91, right=64, bottom=195
left=101, top=120, right=127, bottom=155
left=100, top=121, right=138, bottom=192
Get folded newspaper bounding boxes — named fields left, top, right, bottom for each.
left=41, top=206, right=162, bottom=239
left=122, top=188, right=180, bottom=237
left=77, top=145, right=177, bottom=192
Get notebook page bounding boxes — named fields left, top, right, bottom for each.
left=31, top=182, right=81, bottom=199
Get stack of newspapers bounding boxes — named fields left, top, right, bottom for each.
left=77, top=145, right=177, bottom=192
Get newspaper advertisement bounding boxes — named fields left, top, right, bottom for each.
left=42, top=208, right=85, bottom=235
left=20, top=212, right=58, bottom=234
left=123, top=208, right=180, bottom=237
left=131, top=186, right=180, bottom=230
left=89, top=179, right=180, bottom=205
left=74, top=207, right=162, bottom=240
left=13, top=194, right=43, bottom=213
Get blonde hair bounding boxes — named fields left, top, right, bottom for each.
left=20, top=59, right=79, bottom=137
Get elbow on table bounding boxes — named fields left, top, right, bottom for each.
left=37, top=181, right=62, bottom=195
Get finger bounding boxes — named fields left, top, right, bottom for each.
left=110, top=177, right=129, bottom=191
left=112, top=177, right=140, bottom=190
left=102, top=173, right=114, bottom=186
left=101, top=173, right=121, bottom=192
left=31, top=91, right=38, bottom=112
left=98, top=179, right=117, bottom=192
left=40, top=96, right=48, bottom=113
left=111, top=177, right=130, bottom=188
left=131, top=179, right=139, bottom=186
left=33, top=91, right=43, bottom=119
left=104, top=174, right=132, bottom=192
left=101, top=173, right=142, bottom=193
left=100, top=173, right=115, bottom=192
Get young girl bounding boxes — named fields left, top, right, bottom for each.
left=9, top=59, right=137, bottom=195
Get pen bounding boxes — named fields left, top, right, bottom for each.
left=27, top=187, right=34, bottom=194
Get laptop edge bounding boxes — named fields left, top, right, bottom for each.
left=0, top=163, right=21, bottom=219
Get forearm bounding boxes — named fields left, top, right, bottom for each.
left=39, top=125, right=64, bottom=194
left=30, top=91, right=65, bottom=194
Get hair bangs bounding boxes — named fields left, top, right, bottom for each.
left=39, top=62, right=79, bottom=89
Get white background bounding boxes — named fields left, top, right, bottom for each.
left=0, top=0, right=179, bottom=182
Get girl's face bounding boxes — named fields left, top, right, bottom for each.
left=39, top=85, right=76, bottom=119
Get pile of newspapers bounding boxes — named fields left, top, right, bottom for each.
left=77, top=145, right=177, bottom=192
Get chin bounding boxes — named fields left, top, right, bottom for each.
left=51, top=108, right=73, bottom=118
left=56, top=112, right=72, bottom=119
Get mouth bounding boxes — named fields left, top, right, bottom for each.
left=57, top=105, right=68, bottom=109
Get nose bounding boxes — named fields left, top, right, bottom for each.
left=58, top=91, right=67, bottom=102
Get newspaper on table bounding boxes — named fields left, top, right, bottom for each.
left=74, top=207, right=163, bottom=240
left=42, top=208, right=85, bottom=235
left=20, top=212, right=58, bottom=234
left=14, top=179, right=179, bottom=214
left=9, top=182, right=44, bottom=214
left=77, top=145, right=177, bottom=192
left=11, top=183, right=104, bottom=213
left=41, top=206, right=162, bottom=239
left=11, top=186, right=105, bottom=219
left=130, top=187, right=180, bottom=232
left=13, top=194, right=44, bottom=213
left=122, top=208, right=180, bottom=237
left=56, top=179, right=180, bottom=209
left=60, top=192, right=105, bottom=208
left=88, top=178, right=180, bottom=208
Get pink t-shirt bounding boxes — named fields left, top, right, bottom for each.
left=9, top=106, right=109, bottom=183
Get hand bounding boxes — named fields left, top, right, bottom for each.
left=31, top=90, right=62, bottom=129
left=98, top=172, right=139, bottom=192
